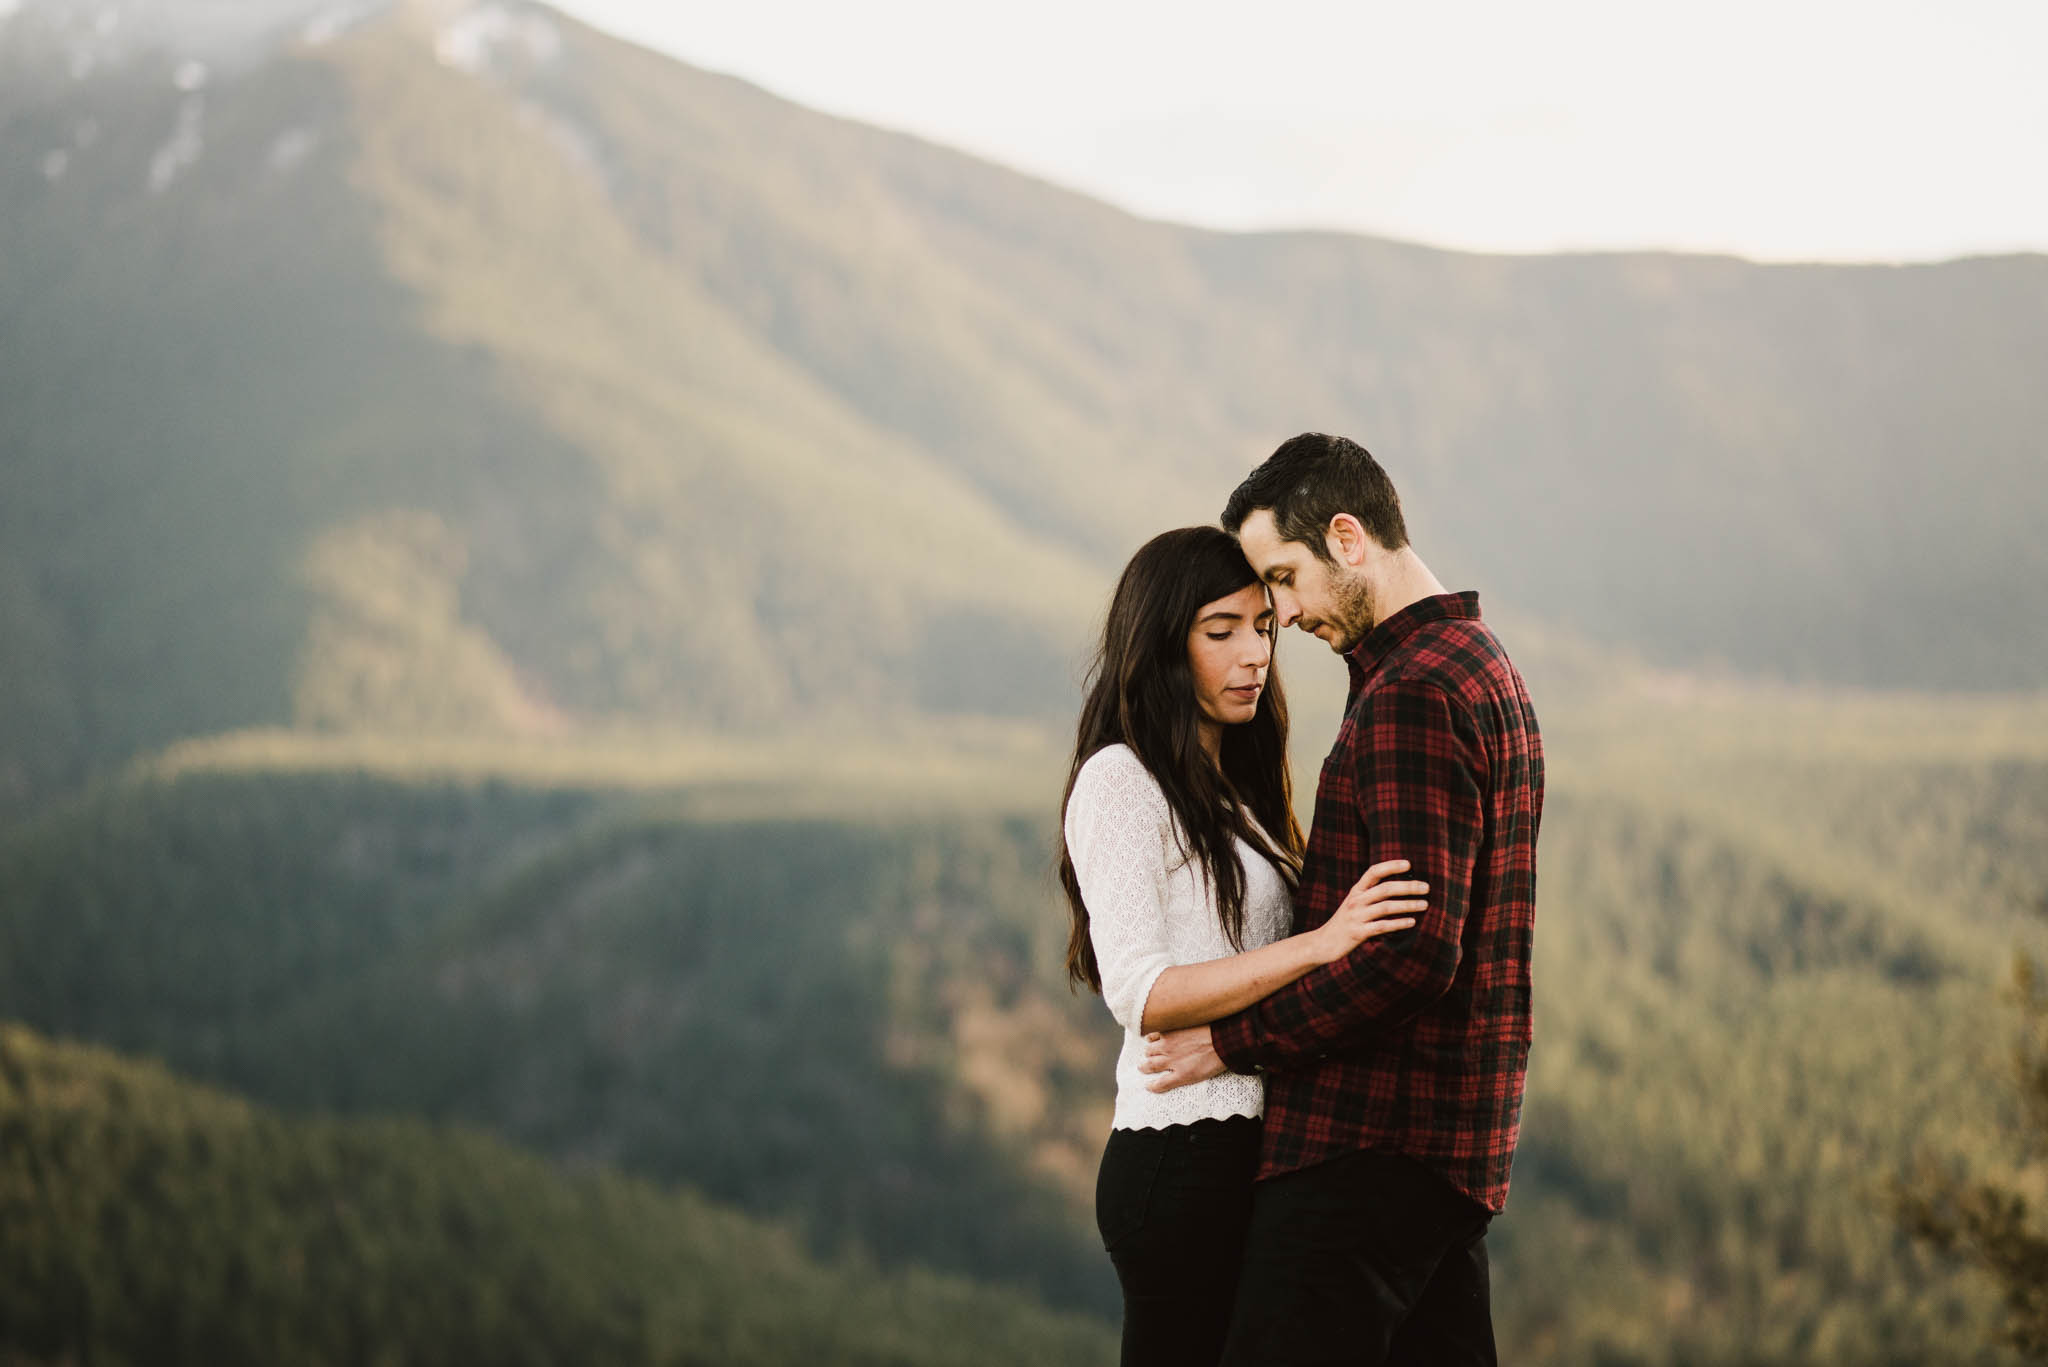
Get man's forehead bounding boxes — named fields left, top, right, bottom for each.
left=1237, top=510, right=1309, bottom=564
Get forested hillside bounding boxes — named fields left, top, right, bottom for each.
left=0, top=1023, right=1117, bottom=1366
left=4, top=1, right=2045, bottom=1361
left=5, top=691, right=2046, bottom=1361
left=0, top=764, right=1120, bottom=1311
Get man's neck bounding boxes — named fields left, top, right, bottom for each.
left=1369, top=548, right=1449, bottom=628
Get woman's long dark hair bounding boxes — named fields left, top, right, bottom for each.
left=1060, top=526, right=1304, bottom=993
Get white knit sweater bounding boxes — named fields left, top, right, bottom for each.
left=1064, top=743, right=1294, bottom=1131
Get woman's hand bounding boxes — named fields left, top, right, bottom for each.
left=1305, top=859, right=1426, bottom=965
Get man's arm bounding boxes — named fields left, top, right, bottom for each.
left=1205, top=679, right=1485, bottom=1075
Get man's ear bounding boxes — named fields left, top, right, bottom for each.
left=1324, top=513, right=1372, bottom=567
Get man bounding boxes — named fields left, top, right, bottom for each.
left=1139, top=432, right=1543, bottom=1365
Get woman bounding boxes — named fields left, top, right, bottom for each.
left=1059, top=526, right=1426, bottom=1366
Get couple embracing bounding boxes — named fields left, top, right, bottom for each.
left=1059, top=432, right=1544, bottom=1366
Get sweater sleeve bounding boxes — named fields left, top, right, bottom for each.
left=1065, top=747, right=1179, bottom=1034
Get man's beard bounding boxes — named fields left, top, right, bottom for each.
left=1325, top=568, right=1376, bottom=653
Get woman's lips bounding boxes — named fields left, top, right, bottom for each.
left=1227, top=685, right=1262, bottom=700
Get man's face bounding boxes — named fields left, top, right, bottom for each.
left=1235, top=509, right=1376, bottom=653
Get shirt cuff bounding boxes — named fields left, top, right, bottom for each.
left=1116, top=958, right=1172, bottom=1036
left=1210, top=1007, right=1269, bottom=1074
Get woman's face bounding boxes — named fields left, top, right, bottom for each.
left=1187, top=581, right=1275, bottom=734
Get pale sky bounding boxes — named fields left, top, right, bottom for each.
left=553, top=0, right=2047, bottom=263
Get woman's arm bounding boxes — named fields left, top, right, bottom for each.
left=1067, top=749, right=1184, bottom=1034
left=1138, top=861, right=1426, bottom=1034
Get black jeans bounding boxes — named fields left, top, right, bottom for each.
left=1095, top=1115, right=1262, bottom=1367
left=1221, top=1147, right=1495, bottom=1366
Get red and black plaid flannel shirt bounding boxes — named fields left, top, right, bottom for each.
left=1211, top=591, right=1543, bottom=1213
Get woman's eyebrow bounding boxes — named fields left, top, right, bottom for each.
left=1197, top=609, right=1246, bottom=625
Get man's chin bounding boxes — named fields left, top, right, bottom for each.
left=1327, top=627, right=1368, bottom=654
left=1302, top=625, right=1350, bottom=654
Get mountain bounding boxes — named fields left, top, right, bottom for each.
left=2, top=0, right=2045, bottom=824
left=0, top=1021, right=1118, bottom=1366
left=6, top=692, right=2047, bottom=1361
left=5, top=6, right=2048, bottom=1355
left=0, top=761, right=1122, bottom=1312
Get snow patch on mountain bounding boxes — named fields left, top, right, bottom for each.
left=7, top=0, right=376, bottom=72
left=267, top=125, right=319, bottom=173
left=300, top=2, right=375, bottom=47
left=434, top=4, right=557, bottom=75
left=37, top=123, right=101, bottom=184
left=147, top=93, right=203, bottom=193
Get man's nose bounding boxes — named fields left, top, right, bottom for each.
left=1273, top=594, right=1301, bottom=627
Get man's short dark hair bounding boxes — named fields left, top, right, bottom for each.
left=1220, top=432, right=1409, bottom=562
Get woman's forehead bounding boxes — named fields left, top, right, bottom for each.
left=1196, top=582, right=1272, bottom=620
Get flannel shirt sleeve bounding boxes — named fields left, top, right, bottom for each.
left=1211, top=680, right=1485, bottom=1074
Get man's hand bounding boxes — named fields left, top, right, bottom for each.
left=1138, top=1024, right=1227, bottom=1092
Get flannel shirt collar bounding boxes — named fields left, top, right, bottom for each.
left=1344, top=590, right=1482, bottom=680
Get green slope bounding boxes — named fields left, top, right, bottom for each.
left=0, top=1021, right=1116, bottom=1367
left=4, top=695, right=2047, bottom=1360
left=0, top=22, right=618, bottom=811
left=0, top=763, right=1124, bottom=1314
left=1497, top=694, right=2048, bottom=1362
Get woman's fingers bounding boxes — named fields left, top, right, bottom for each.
left=1350, top=878, right=1429, bottom=908
left=1352, top=858, right=1411, bottom=891
left=1326, top=862, right=1429, bottom=952
left=1339, top=900, right=1426, bottom=929
left=1333, top=897, right=1426, bottom=942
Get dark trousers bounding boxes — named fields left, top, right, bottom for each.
left=1221, top=1147, right=1495, bottom=1367
left=1095, top=1115, right=1262, bottom=1367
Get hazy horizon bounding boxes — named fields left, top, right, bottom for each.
left=555, top=0, right=2048, bottom=266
